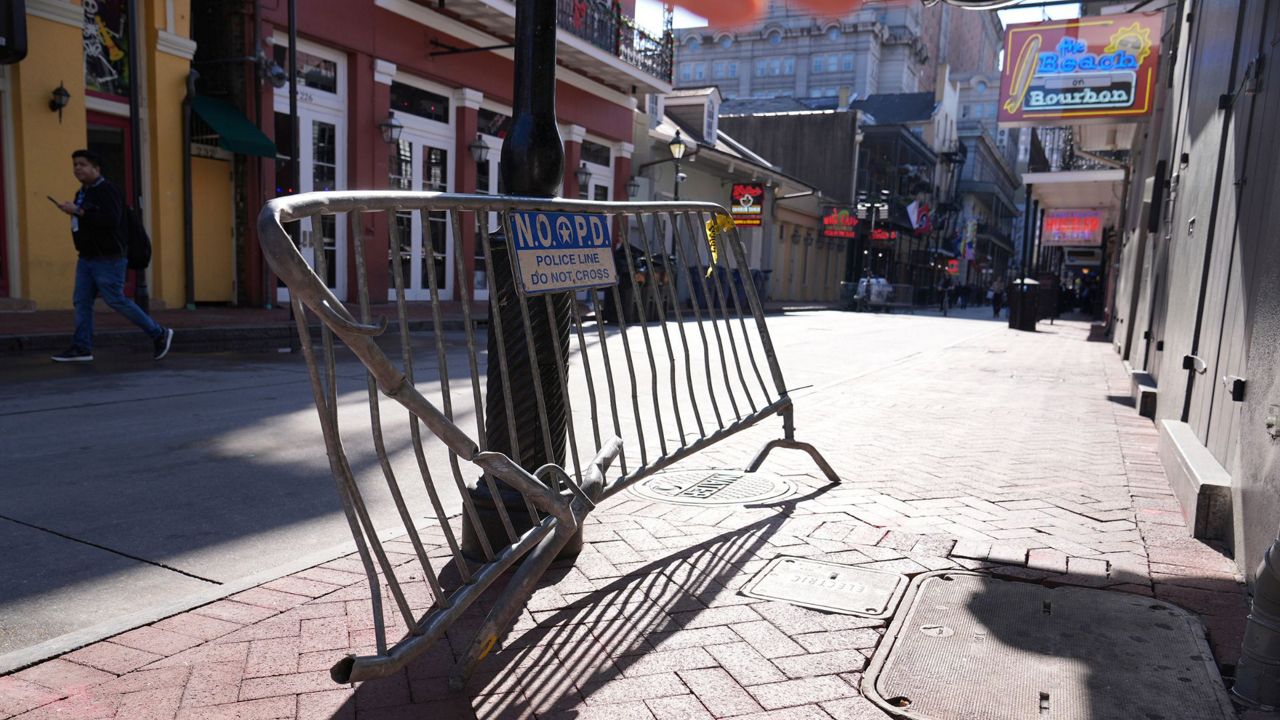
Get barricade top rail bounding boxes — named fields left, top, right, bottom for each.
left=256, top=190, right=837, bottom=689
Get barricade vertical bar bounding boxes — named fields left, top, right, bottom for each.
left=670, top=210, right=724, bottom=429
left=616, top=226, right=670, bottom=457
left=569, top=296, right=603, bottom=452
left=589, top=288, right=630, bottom=476
left=679, top=210, right=741, bottom=421
left=720, top=221, right=773, bottom=401
left=605, top=282, right=649, bottom=468
left=478, top=220, right=539, bottom=525
left=352, top=211, right=448, bottom=604
left=544, top=295, right=586, bottom=488
left=293, top=296, right=417, bottom=644
left=452, top=209, right=519, bottom=545
left=633, top=211, right=689, bottom=444
left=695, top=210, right=758, bottom=416
left=311, top=226, right=340, bottom=426
left=726, top=222, right=788, bottom=397
left=422, top=208, right=511, bottom=555
left=391, top=215, right=486, bottom=574
left=647, top=211, right=705, bottom=438
left=499, top=211, right=561, bottom=481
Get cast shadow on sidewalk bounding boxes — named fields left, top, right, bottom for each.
left=335, top=484, right=837, bottom=719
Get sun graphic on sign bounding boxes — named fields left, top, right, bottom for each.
left=1104, top=23, right=1153, bottom=65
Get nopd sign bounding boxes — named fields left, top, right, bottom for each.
left=508, top=210, right=617, bottom=295
left=999, top=12, right=1162, bottom=127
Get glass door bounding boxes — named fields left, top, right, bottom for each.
left=388, top=127, right=454, bottom=301
left=272, top=38, right=347, bottom=303
left=473, top=133, right=502, bottom=302
left=273, top=111, right=347, bottom=302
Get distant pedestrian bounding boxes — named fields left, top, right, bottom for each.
left=50, top=149, right=172, bottom=363
left=991, top=279, right=1005, bottom=317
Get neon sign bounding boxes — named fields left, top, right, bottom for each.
left=1041, top=210, right=1103, bottom=247
left=999, top=12, right=1161, bottom=126
left=821, top=207, right=858, bottom=238
left=1037, top=38, right=1139, bottom=74
left=870, top=228, right=898, bottom=242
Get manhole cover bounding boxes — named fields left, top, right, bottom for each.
left=863, top=571, right=1236, bottom=720
left=628, top=469, right=795, bottom=506
left=740, top=557, right=908, bottom=618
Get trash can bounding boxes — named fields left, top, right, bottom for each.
left=1008, top=279, right=1040, bottom=332
left=840, top=281, right=858, bottom=310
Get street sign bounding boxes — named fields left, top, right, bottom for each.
left=508, top=210, right=618, bottom=295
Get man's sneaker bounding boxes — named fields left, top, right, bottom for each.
left=51, top=346, right=93, bottom=363
left=153, top=328, right=174, bottom=360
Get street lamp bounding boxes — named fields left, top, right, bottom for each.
left=468, top=133, right=489, bottom=164
left=626, top=176, right=641, bottom=198
left=574, top=162, right=591, bottom=197
left=669, top=130, right=687, bottom=200
left=377, top=112, right=403, bottom=145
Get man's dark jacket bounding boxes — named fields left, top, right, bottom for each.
left=73, top=178, right=126, bottom=259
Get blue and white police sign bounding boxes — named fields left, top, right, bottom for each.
left=507, top=210, right=618, bottom=295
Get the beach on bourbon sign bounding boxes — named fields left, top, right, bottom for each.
left=508, top=210, right=618, bottom=295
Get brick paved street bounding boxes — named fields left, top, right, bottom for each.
left=0, top=313, right=1253, bottom=719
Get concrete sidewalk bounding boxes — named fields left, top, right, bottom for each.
left=0, top=318, right=1256, bottom=719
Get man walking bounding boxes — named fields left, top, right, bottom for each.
left=50, top=150, right=172, bottom=362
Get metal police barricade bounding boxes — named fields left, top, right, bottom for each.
left=257, top=191, right=839, bottom=690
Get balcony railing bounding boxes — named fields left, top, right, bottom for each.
left=556, top=0, right=672, bottom=83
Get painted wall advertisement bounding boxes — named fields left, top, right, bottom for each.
left=999, top=12, right=1161, bottom=126
left=729, top=183, right=764, bottom=227
left=1041, top=210, right=1104, bottom=246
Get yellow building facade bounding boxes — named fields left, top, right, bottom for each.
left=3, top=0, right=194, bottom=311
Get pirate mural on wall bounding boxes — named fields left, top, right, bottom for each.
left=83, top=0, right=130, bottom=97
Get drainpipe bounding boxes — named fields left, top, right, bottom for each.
left=126, top=0, right=148, bottom=313
left=1234, top=538, right=1280, bottom=707
left=182, top=71, right=197, bottom=310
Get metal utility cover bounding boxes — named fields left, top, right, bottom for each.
left=863, top=571, right=1236, bottom=720
left=740, top=556, right=908, bottom=618
left=629, top=469, right=795, bottom=506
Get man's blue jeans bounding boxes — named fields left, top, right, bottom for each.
left=72, top=257, right=162, bottom=351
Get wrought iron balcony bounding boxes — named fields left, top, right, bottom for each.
left=429, top=0, right=673, bottom=91
left=556, top=0, right=672, bottom=84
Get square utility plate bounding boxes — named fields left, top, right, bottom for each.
left=739, top=556, right=908, bottom=619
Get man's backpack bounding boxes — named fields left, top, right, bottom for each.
left=124, top=206, right=152, bottom=270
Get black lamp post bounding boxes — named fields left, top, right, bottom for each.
left=668, top=129, right=686, bottom=200
left=574, top=162, right=591, bottom=198
left=463, top=0, right=577, bottom=560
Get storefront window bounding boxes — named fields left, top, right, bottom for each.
left=272, top=45, right=338, bottom=94
left=83, top=0, right=130, bottom=97
left=390, top=82, right=450, bottom=123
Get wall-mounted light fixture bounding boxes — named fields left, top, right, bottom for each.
left=574, top=162, right=591, bottom=192
left=49, top=82, right=70, bottom=122
left=626, top=177, right=641, bottom=198
left=378, top=112, right=404, bottom=145
left=468, top=133, right=489, bottom=164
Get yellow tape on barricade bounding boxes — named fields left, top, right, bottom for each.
left=704, top=214, right=734, bottom=277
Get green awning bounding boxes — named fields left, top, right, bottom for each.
left=192, top=95, right=276, bottom=158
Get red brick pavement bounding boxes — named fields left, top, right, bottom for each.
left=0, top=319, right=1255, bottom=719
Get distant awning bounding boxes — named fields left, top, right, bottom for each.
left=192, top=95, right=275, bottom=158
